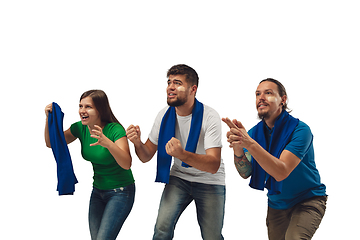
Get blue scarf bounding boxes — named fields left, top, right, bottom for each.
left=249, top=110, right=299, bottom=195
left=155, top=99, right=204, bottom=183
left=48, top=102, right=78, bottom=195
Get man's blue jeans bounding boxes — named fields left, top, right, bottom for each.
left=89, top=183, right=135, bottom=240
left=153, top=176, right=225, bottom=240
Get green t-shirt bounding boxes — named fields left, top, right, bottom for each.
left=70, top=121, right=135, bottom=190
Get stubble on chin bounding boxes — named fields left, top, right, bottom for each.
left=167, top=97, right=186, bottom=107
left=257, top=109, right=269, bottom=120
left=167, top=100, right=183, bottom=107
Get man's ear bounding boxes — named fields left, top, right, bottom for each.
left=191, top=85, right=198, bottom=96
left=281, top=95, right=287, bottom=106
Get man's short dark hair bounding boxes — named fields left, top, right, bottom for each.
left=167, top=64, right=199, bottom=87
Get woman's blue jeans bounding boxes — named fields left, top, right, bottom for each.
left=153, top=176, right=225, bottom=240
left=89, top=183, right=135, bottom=240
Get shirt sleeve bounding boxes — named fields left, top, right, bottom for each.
left=284, top=121, right=313, bottom=160
left=148, top=107, right=168, bottom=146
left=109, top=123, right=127, bottom=142
left=203, top=106, right=222, bottom=150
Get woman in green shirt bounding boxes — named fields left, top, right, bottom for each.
left=45, top=90, right=135, bottom=240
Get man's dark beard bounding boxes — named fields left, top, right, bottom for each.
left=167, top=96, right=187, bottom=107
left=257, top=111, right=269, bottom=120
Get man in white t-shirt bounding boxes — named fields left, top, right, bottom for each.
left=126, top=64, right=225, bottom=240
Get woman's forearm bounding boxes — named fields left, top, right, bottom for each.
left=107, top=143, right=132, bottom=170
left=45, top=118, right=51, bottom=148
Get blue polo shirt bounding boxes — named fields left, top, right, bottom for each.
left=247, top=121, right=326, bottom=210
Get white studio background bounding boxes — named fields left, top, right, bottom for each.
left=1, top=1, right=358, bottom=239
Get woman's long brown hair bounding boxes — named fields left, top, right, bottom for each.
left=80, top=90, right=121, bottom=125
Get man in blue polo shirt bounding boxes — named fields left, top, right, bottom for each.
left=223, top=78, right=327, bottom=240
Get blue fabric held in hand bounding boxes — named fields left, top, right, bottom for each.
left=48, top=102, right=78, bottom=195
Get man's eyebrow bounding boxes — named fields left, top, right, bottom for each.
left=256, top=89, right=274, bottom=93
left=167, top=79, right=183, bottom=83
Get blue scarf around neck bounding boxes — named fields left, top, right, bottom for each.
left=249, top=110, right=299, bottom=195
left=48, top=102, right=78, bottom=195
left=155, top=99, right=204, bottom=183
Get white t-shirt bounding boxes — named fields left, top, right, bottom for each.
left=148, top=104, right=225, bottom=185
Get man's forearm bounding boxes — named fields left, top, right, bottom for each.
left=179, top=149, right=221, bottom=174
left=134, top=139, right=158, bottom=163
left=134, top=143, right=153, bottom=163
left=234, top=151, right=252, bottom=179
left=246, top=141, right=300, bottom=182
